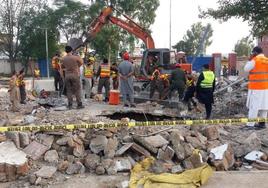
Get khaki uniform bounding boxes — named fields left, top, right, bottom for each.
left=9, top=75, right=20, bottom=111
left=61, top=54, right=83, bottom=108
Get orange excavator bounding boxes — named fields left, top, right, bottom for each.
left=68, top=5, right=191, bottom=103
left=69, top=5, right=191, bottom=78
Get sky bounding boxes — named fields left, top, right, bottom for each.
left=151, top=0, right=252, bottom=55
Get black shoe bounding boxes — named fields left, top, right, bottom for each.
left=77, top=102, right=85, bottom=109
left=103, top=98, right=109, bottom=102
left=124, top=104, right=129, bottom=107
left=254, top=122, right=266, bottom=130
left=20, top=101, right=26, bottom=104
left=68, top=103, right=73, bottom=110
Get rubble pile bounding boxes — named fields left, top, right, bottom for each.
left=0, top=121, right=268, bottom=185
left=213, top=78, right=248, bottom=118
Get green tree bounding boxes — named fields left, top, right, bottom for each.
left=19, top=6, right=59, bottom=61
left=234, top=36, right=254, bottom=57
left=199, top=0, right=268, bottom=36
left=0, top=0, right=46, bottom=72
left=53, top=0, right=90, bottom=41
left=173, top=22, right=213, bottom=56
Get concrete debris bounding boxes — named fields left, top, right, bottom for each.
left=24, top=115, right=36, bottom=124
left=0, top=141, right=29, bottom=182
left=57, top=161, right=69, bottom=172
left=104, top=137, right=118, bottom=158
left=209, top=144, right=235, bottom=171
left=143, top=135, right=169, bottom=148
left=84, top=154, right=101, bottom=170
left=157, top=146, right=175, bottom=162
left=244, top=151, right=265, bottom=161
left=114, top=158, right=132, bottom=172
left=23, top=141, right=49, bottom=160
left=171, top=165, right=183, bottom=174
left=66, top=161, right=85, bottom=175
left=44, top=150, right=59, bottom=163
left=35, top=166, right=57, bottom=178
left=203, top=126, right=219, bottom=141
left=1, top=75, right=268, bottom=186
left=90, top=135, right=108, bottom=154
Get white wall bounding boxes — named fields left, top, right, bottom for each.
left=0, top=59, right=30, bottom=74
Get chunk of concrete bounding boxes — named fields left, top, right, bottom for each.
left=210, top=144, right=235, bottom=171
left=44, top=150, right=59, bottom=163
left=0, top=141, right=29, bottom=182
left=23, top=141, right=49, bottom=160
left=104, top=138, right=118, bottom=158
left=157, top=146, right=175, bottom=162
left=114, top=158, right=132, bottom=172
left=144, top=135, right=169, bottom=148
left=90, top=135, right=108, bottom=154
left=35, top=166, right=57, bottom=178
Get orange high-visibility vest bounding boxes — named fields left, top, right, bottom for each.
left=84, top=65, right=93, bottom=78
left=100, top=64, right=110, bottom=78
left=248, top=55, right=268, bottom=90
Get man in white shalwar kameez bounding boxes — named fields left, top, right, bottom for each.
left=244, top=46, right=268, bottom=130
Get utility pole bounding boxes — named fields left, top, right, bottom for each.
left=169, top=0, right=172, bottom=50
left=45, top=28, right=49, bottom=78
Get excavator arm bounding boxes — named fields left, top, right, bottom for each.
left=108, top=16, right=155, bottom=49
left=68, top=5, right=155, bottom=50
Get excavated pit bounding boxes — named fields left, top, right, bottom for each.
left=101, top=111, right=184, bottom=121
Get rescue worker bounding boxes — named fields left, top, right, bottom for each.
left=34, top=66, right=40, bottom=79
left=18, top=69, right=26, bottom=104
left=160, top=73, right=170, bottom=100
left=243, top=46, right=268, bottom=130
left=118, top=52, right=136, bottom=107
left=149, top=67, right=164, bottom=100
left=97, top=58, right=110, bottom=102
left=196, top=64, right=215, bottom=119
left=222, top=65, right=228, bottom=78
left=169, top=63, right=186, bottom=100
left=84, top=56, right=95, bottom=98
left=183, top=73, right=198, bottom=111
left=111, top=62, right=119, bottom=90
left=52, top=52, right=63, bottom=92
left=9, top=71, right=20, bottom=111
left=61, top=46, right=84, bottom=109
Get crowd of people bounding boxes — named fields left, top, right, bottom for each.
left=49, top=46, right=135, bottom=109
left=8, top=45, right=268, bottom=129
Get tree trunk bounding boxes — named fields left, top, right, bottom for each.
left=9, top=58, right=16, bottom=75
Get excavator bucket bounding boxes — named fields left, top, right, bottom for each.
left=67, top=38, right=84, bottom=51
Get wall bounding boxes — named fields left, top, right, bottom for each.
left=0, top=59, right=34, bottom=75
left=0, top=59, right=24, bottom=74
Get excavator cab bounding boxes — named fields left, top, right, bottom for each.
left=140, top=48, right=176, bottom=79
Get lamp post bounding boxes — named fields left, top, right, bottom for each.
left=169, top=0, right=172, bottom=50
left=45, top=28, right=49, bottom=78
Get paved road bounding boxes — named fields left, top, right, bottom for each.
left=51, top=171, right=268, bottom=188
left=1, top=171, right=268, bottom=188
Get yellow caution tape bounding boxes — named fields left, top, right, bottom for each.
left=0, top=118, right=267, bottom=133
